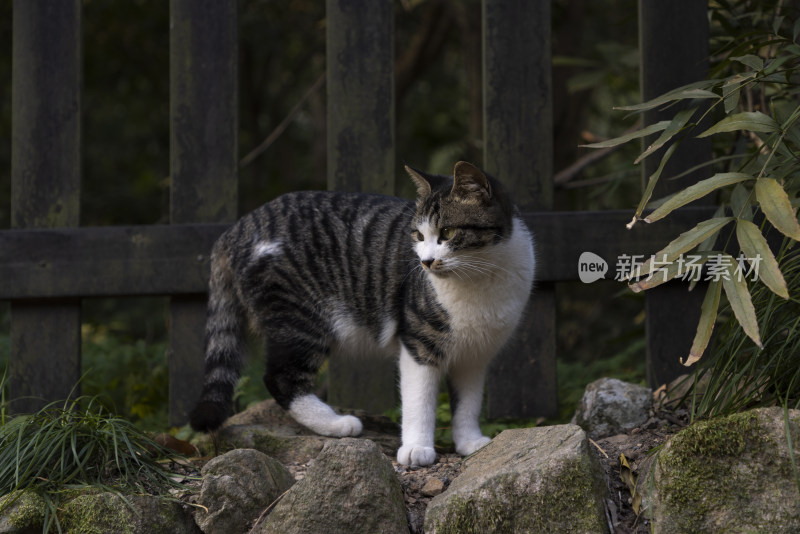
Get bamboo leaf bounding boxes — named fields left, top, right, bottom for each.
left=634, top=108, right=696, bottom=165
left=630, top=142, right=678, bottom=225
left=628, top=260, right=683, bottom=292
left=721, top=255, right=762, bottom=348
left=755, top=178, right=800, bottom=241
left=615, top=86, right=718, bottom=112
left=735, top=219, right=789, bottom=299
left=697, top=111, right=780, bottom=137
left=580, top=121, right=671, bottom=149
left=644, top=173, right=752, bottom=223
left=730, top=183, right=753, bottom=221
left=730, top=54, right=764, bottom=71
left=683, top=279, right=722, bottom=366
left=629, top=217, right=733, bottom=280
left=628, top=252, right=714, bottom=293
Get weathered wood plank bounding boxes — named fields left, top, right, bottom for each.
left=483, top=0, right=556, bottom=419
left=640, top=0, right=711, bottom=388
left=326, top=0, right=395, bottom=195
left=325, top=0, right=397, bottom=413
left=168, top=0, right=238, bottom=426
left=10, top=0, right=82, bottom=412
left=0, top=208, right=716, bottom=299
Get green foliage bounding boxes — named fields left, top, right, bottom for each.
left=81, top=324, right=169, bottom=430
left=0, top=391, right=186, bottom=533
left=690, top=248, right=800, bottom=418
left=590, top=1, right=800, bottom=365
left=587, top=1, right=800, bottom=417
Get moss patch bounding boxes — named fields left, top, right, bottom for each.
left=429, top=455, right=606, bottom=534
left=5, top=490, right=46, bottom=530
left=651, top=408, right=800, bottom=533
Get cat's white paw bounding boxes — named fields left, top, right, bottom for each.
left=327, top=415, right=363, bottom=437
left=397, top=445, right=437, bottom=466
left=455, top=436, right=491, bottom=456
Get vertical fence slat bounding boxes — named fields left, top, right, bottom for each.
left=483, top=0, right=557, bottom=418
left=326, top=0, right=397, bottom=413
left=639, top=0, right=710, bottom=388
left=168, top=0, right=238, bottom=426
left=10, top=0, right=82, bottom=412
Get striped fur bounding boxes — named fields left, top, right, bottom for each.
left=189, top=161, right=535, bottom=466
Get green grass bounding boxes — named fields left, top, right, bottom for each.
left=689, top=247, right=800, bottom=420
left=0, top=391, right=187, bottom=533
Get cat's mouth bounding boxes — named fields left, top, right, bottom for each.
left=420, top=259, right=449, bottom=276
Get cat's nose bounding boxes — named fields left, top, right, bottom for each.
left=421, top=259, right=434, bottom=269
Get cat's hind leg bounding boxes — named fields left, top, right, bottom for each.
left=263, top=338, right=362, bottom=437
left=447, top=359, right=492, bottom=456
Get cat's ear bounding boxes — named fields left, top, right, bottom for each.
left=405, top=165, right=432, bottom=197
left=452, top=161, right=491, bottom=204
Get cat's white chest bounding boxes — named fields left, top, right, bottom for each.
left=430, top=217, right=535, bottom=365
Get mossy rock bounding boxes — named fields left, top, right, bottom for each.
left=191, top=399, right=400, bottom=465
left=424, top=425, right=608, bottom=534
left=0, top=490, right=46, bottom=534
left=58, top=492, right=198, bottom=534
left=644, top=406, right=800, bottom=533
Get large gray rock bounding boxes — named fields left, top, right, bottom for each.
left=572, top=377, right=652, bottom=438
left=192, top=399, right=400, bottom=465
left=195, top=448, right=295, bottom=534
left=255, top=438, right=408, bottom=534
left=424, top=425, right=608, bottom=534
left=643, top=406, right=800, bottom=533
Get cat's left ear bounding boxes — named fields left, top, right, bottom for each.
left=452, top=161, right=491, bottom=204
left=405, top=165, right=432, bottom=197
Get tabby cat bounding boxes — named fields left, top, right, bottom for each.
left=189, top=161, right=535, bottom=466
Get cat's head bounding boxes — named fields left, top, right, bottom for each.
left=406, top=161, right=516, bottom=277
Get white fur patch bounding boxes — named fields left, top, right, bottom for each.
left=329, top=303, right=398, bottom=358
left=414, top=218, right=450, bottom=266
left=397, top=345, right=440, bottom=466
left=448, top=359, right=492, bottom=455
left=427, top=216, right=535, bottom=368
left=254, top=240, right=282, bottom=258
left=288, top=394, right=363, bottom=437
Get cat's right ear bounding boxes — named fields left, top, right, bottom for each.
left=405, top=165, right=432, bottom=197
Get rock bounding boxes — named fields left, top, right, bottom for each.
left=58, top=492, right=199, bottom=534
left=643, top=406, right=800, bottom=533
left=195, top=448, right=295, bottom=534
left=256, top=438, right=408, bottom=534
left=572, top=377, right=652, bottom=438
left=424, top=425, right=608, bottom=534
left=192, top=399, right=401, bottom=465
left=1, top=490, right=198, bottom=534
left=420, top=478, right=445, bottom=497
left=0, top=491, right=46, bottom=534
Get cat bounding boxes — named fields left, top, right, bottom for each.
left=189, top=161, right=535, bottom=466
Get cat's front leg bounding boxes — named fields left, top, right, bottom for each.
left=448, top=359, right=492, bottom=456
left=397, top=345, right=440, bottom=466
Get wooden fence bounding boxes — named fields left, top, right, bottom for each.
left=1, top=0, right=712, bottom=426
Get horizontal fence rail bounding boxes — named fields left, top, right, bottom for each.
left=0, top=208, right=715, bottom=300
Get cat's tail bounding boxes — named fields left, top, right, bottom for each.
left=189, top=241, right=245, bottom=432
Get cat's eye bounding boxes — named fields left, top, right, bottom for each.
left=439, top=227, right=456, bottom=241
left=412, top=230, right=424, bottom=242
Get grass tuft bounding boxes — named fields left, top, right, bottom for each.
left=0, top=389, right=188, bottom=533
